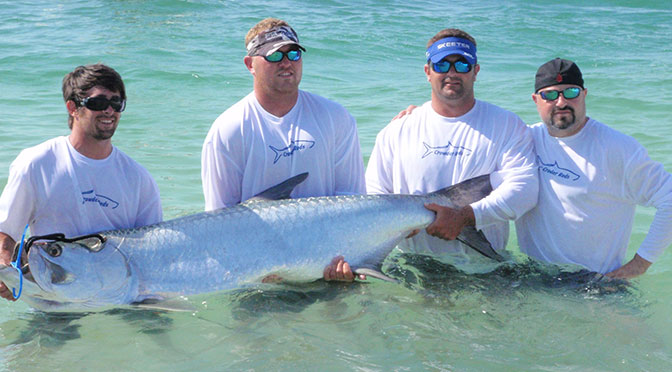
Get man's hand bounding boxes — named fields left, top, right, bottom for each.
left=392, top=105, right=419, bottom=120
left=0, top=232, right=17, bottom=301
left=606, top=254, right=652, bottom=279
left=406, top=229, right=420, bottom=238
left=424, top=204, right=475, bottom=241
left=323, top=256, right=366, bottom=282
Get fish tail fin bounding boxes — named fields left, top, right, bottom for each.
left=457, top=227, right=505, bottom=262
left=428, top=174, right=492, bottom=208
left=425, top=174, right=502, bottom=261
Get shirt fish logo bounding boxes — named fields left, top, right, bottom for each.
left=421, top=141, right=472, bottom=159
left=537, top=156, right=580, bottom=181
left=269, top=140, right=316, bottom=164
left=81, top=190, right=120, bottom=209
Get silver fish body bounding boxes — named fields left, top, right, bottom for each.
left=0, top=174, right=495, bottom=311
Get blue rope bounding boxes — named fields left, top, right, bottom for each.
left=10, top=224, right=30, bottom=300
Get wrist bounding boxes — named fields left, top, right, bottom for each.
left=460, top=205, right=475, bottom=226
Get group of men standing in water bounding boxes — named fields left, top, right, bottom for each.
left=1, top=17, right=671, bottom=301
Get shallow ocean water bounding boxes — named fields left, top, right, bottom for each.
left=1, top=1, right=671, bottom=370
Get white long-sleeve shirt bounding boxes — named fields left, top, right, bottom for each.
left=202, top=90, right=365, bottom=211
left=516, top=119, right=672, bottom=273
left=366, top=100, right=538, bottom=257
left=0, top=136, right=162, bottom=241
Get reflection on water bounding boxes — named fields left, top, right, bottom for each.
left=0, top=251, right=659, bottom=371
left=0, top=308, right=176, bottom=350
left=1, top=312, right=85, bottom=349
left=386, top=253, right=635, bottom=301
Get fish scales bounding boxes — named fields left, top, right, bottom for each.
left=0, top=174, right=495, bottom=311
left=116, top=194, right=434, bottom=298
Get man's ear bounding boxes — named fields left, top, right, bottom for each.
left=66, top=100, right=78, bottom=117
left=243, top=56, right=255, bottom=75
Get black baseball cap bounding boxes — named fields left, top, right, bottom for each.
left=535, top=58, right=584, bottom=92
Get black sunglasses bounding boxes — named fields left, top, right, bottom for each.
left=78, top=95, right=126, bottom=112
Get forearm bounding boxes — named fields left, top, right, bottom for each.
left=634, top=201, right=672, bottom=263
left=472, top=166, right=539, bottom=228
left=0, top=232, right=16, bottom=266
left=606, top=254, right=652, bottom=279
left=0, top=232, right=17, bottom=301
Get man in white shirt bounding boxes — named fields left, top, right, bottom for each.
left=0, top=64, right=163, bottom=301
left=366, top=28, right=538, bottom=262
left=201, top=18, right=366, bottom=280
left=516, top=58, right=672, bottom=278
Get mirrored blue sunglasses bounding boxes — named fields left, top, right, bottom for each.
left=431, top=59, right=472, bottom=74
left=264, top=49, right=302, bottom=63
left=538, top=87, right=582, bottom=101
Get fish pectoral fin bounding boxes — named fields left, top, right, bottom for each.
left=132, top=297, right=197, bottom=312
left=352, top=267, right=399, bottom=283
left=456, top=227, right=506, bottom=262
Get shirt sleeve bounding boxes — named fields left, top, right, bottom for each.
left=201, top=124, right=244, bottom=211
left=0, top=156, right=37, bottom=241
left=624, top=147, right=672, bottom=263
left=333, top=113, right=366, bottom=195
left=471, top=118, right=539, bottom=228
left=134, top=173, right=163, bottom=226
left=365, top=125, right=395, bottom=195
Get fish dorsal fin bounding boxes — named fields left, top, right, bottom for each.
left=246, top=172, right=309, bottom=203
left=429, top=174, right=492, bottom=208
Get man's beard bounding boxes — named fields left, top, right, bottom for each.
left=92, top=130, right=115, bottom=140
left=92, top=118, right=117, bottom=140
left=440, top=77, right=465, bottom=100
left=549, top=106, right=576, bottom=130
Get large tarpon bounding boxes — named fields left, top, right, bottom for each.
left=0, top=173, right=501, bottom=312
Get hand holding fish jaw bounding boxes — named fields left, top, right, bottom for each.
left=260, top=256, right=367, bottom=283
left=0, top=232, right=17, bottom=301
left=605, top=253, right=652, bottom=279
left=424, top=204, right=475, bottom=241
left=323, top=256, right=366, bottom=282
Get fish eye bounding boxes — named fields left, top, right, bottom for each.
left=47, top=245, right=63, bottom=257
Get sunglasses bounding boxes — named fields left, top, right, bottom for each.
left=431, top=59, right=472, bottom=74
left=78, top=95, right=126, bottom=112
left=264, top=49, right=302, bottom=63
left=538, top=87, right=582, bottom=101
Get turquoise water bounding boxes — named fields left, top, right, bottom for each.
left=1, top=0, right=671, bottom=370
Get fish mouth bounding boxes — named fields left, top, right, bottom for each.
left=31, top=254, right=74, bottom=285
left=22, top=266, right=36, bottom=283
left=49, top=263, right=73, bottom=284
left=26, top=249, right=59, bottom=288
